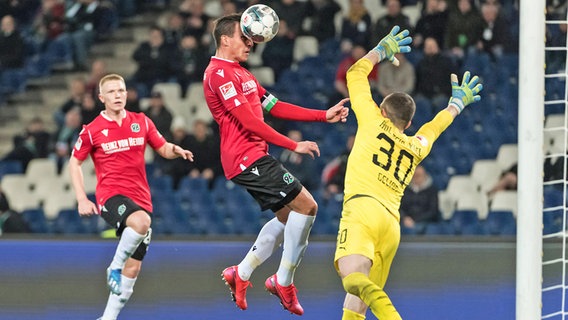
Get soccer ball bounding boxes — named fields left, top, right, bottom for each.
left=240, top=4, right=279, bottom=43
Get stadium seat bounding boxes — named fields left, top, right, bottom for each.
left=43, top=191, right=76, bottom=220
left=21, top=208, right=51, bottom=233
left=0, top=68, right=27, bottom=94
left=424, top=221, right=454, bottom=235
left=545, top=113, right=565, bottom=129
left=495, top=144, right=518, bottom=173
left=33, top=176, right=70, bottom=205
left=148, top=175, right=173, bottom=193
left=456, top=190, right=489, bottom=220
left=0, top=160, right=23, bottom=178
left=490, top=190, right=518, bottom=217
left=440, top=175, right=478, bottom=219
left=184, top=82, right=212, bottom=124
left=450, top=209, right=483, bottom=235
left=177, top=176, right=209, bottom=195
left=250, top=66, right=275, bottom=87
left=25, top=158, right=58, bottom=179
left=293, top=36, right=319, bottom=63
left=1, top=174, right=39, bottom=212
left=469, top=160, right=502, bottom=194
left=543, top=208, right=564, bottom=235
left=484, top=210, right=516, bottom=236
left=52, top=209, right=86, bottom=234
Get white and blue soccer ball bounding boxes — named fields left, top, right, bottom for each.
left=240, top=4, right=279, bottom=43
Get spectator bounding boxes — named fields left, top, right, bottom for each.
left=329, top=44, right=378, bottom=105
left=271, top=0, right=307, bottom=39
left=487, top=162, right=517, bottom=199
left=476, top=0, right=512, bottom=60
left=372, top=0, right=413, bottom=47
left=84, top=59, right=107, bottom=98
left=50, top=107, right=82, bottom=173
left=415, top=37, right=457, bottom=108
left=167, top=117, right=192, bottom=188
left=174, top=34, right=208, bottom=98
left=400, top=165, right=440, bottom=234
left=261, top=19, right=295, bottom=82
left=79, top=92, right=102, bottom=125
left=30, top=0, right=66, bottom=52
left=278, top=129, right=319, bottom=191
left=54, top=77, right=87, bottom=128
left=321, top=134, right=355, bottom=199
left=183, top=118, right=222, bottom=187
left=413, top=0, right=448, bottom=49
left=163, top=11, right=186, bottom=46
left=125, top=84, right=142, bottom=112
left=2, top=117, right=51, bottom=171
left=339, top=0, right=373, bottom=51
left=144, top=91, right=173, bottom=141
left=130, top=25, right=178, bottom=98
left=0, top=15, right=25, bottom=70
left=178, top=0, right=210, bottom=40
left=62, top=0, right=115, bottom=71
left=377, top=52, right=415, bottom=98
left=444, top=0, right=484, bottom=61
left=303, top=0, right=342, bottom=44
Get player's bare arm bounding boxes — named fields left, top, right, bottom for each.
left=155, top=142, right=194, bottom=160
left=326, top=98, right=350, bottom=123
left=68, top=156, right=98, bottom=216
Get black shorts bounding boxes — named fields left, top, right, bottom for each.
left=231, top=155, right=303, bottom=212
left=101, top=194, right=152, bottom=261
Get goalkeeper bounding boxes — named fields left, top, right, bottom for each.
left=334, top=25, right=483, bottom=320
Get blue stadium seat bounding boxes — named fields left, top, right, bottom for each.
left=450, top=209, right=482, bottom=235
left=484, top=210, right=516, bottom=236
left=52, top=209, right=86, bottom=234
left=177, top=176, right=208, bottom=195
left=424, top=221, right=454, bottom=235
left=25, top=54, right=51, bottom=79
left=0, top=160, right=23, bottom=178
left=0, top=68, right=27, bottom=94
left=149, top=175, right=173, bottom=193
left=543, top=208, right=564, bottom=235
left=21, top=208, right=50, bottom=233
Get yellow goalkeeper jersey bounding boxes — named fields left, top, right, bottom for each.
left=344, top=57, right=454, bottom=220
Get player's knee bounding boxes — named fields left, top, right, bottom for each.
left=127, top=211, right=151, bottom=234
left=305, top=200, right=318, bottom=216
left=342, top=273, right=363, bottom=296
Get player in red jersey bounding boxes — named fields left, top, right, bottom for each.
left=204, top=13, right=349, bottom=315
left=68, top=74, right=193, bottom=320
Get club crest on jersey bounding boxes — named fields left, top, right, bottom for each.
left=220, top=81, right=237, bottom=100
left=118, top=204, right=126, bottom=216
left=131, top=123, right=140, bottom=133
left=283, top=173, right=294, bottom=185
left=74, top=137, right=83, bottom=150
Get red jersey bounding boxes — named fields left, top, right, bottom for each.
left=203, top=57, right=272, bottom=179
left=71, top=110, right=166, bottom=212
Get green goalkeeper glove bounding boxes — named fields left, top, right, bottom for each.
left=448, top=71, right=483, bottom=114
left=373, top=25, right=412, bottom=66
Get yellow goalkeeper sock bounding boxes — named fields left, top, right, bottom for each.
left=342, top=272, right=401, bottom=320
left=342, top=308, right=366, bottom=320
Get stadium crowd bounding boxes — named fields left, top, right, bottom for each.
left=0, top=0, right=552, bottom=236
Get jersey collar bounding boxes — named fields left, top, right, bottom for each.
left=100, top=109, right=127, bottom=122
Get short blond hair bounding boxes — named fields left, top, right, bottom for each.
left=98, top=74, right=125, bottom=92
